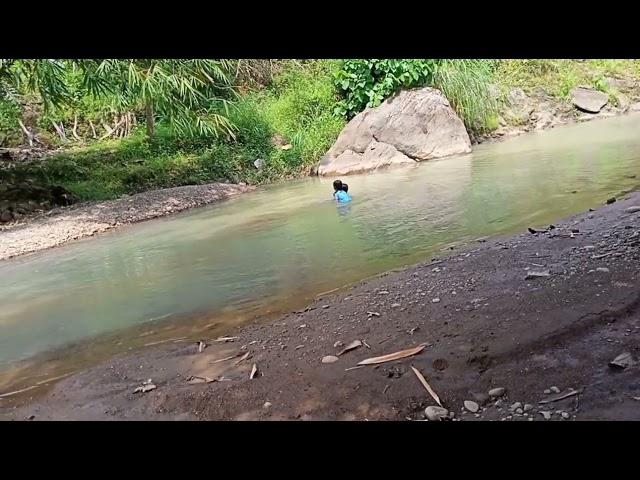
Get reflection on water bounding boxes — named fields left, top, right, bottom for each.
left=1, top=114, right=640, bottom=382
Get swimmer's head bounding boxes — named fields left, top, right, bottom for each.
left=333, top=180, right=343, bottom=192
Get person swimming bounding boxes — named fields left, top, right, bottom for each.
left=333, top=179, right=352, bottom=203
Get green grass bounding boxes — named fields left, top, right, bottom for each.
left=494, top=59, right=640, bottom=99
left=11, top=60, right=346, bottom=201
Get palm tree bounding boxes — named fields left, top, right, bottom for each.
left=80, top=59, right=238, bottom=140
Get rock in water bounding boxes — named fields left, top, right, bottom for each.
left=425, top=406, right=449, bottom=421
left=606, top=197, right=616, bottom=205
left=488, top=387, right=506, bottom=398
left=464, top=400, right=480, bottom=413
left=570, top=87, right=608, bottom=113
left=316, top=87, right=471, bottom=176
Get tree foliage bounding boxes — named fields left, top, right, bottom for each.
left=0, top=59, right=238, bottom=142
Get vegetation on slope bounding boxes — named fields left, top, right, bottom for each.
left=2, top=59, right=640, bottom=203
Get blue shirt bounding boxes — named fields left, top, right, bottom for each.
left=334, top=190, right=352, bottom=203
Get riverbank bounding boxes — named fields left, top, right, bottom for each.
left=3, top=192, right=638, bottom=420
left=3, top=109, right=640, bottom=262
left=0, top=182, right=252, bottom=261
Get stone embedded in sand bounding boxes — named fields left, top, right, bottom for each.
left=625, top=206, right=640, bottom=213
left=525, top=270, right=550, bottom=280
left=510, top=402, right=522, bottom=412
left=550, top=386, right=561, bottom=393
left=524, top=404, right=534, bottom=412
left=464, top=400, right=480, bottom=413
left=425, top=406, right=449, bottom=421
left=321, top=355, right=339, bottom=364
left=488, top=387, right=506, bottom=398
left=596, top=267, right=610, bottom=273
left=609, top=352, right=634, bottom=369
left=540, top=411, right=552, bottom=420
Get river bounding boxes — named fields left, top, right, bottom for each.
left=1, top=114, right=639, bottom=392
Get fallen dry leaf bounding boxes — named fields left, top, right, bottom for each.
left=322, top=355, right=339, bottom=364
left=410, top=366, right=442, bottom=407
left=0, top=385, right=39, bottom=398
left=186, top=376, right=215, bottom=385
left=211, top=352, right=241, bottom=364
left=345, top=365, right=365, bottom=372
left=133, top=383, right=157, bottom=394
left=337, top=340, right=362, bottom=356
left=538, top=388, right=583, bottom=404
left=234, top=352, right=251, bottom=366
left=215, top=336, right=239, bottom=343
left=250, top=364, right=258, bottom=379
left=357, top=344, right=426, bottom=366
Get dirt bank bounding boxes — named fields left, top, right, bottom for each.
left=2, top=192, right=639, bottom=421
left=0, top=182, right=252, bottom=261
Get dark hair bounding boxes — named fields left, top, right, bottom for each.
left=333, top=179, right=349, bottom=193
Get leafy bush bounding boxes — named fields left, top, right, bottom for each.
left=333, top=59, right=498, bottom=132
left=334, top=59, right=438, bottom=118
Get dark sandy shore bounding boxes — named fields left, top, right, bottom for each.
left=1, top=192, right=639, bottom=421
left=0, top=182, right=252, bottom=261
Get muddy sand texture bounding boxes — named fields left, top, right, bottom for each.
left=2, top=193, right=640, bottom=421
left=0, top=182, right=252, bottom=261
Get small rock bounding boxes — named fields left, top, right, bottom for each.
left=523, top=404, right=534, bottom=412
left=625, top=206, right=640, bottom=213
left=425, top=406, right=449, bottom=421
left=321, top=355, right=339, bottom=364
left=544, top=389, right=551, bottom=394
left=528, top=417, right=534, bottom=422
left=263, top=402, right=272, bottom=409
left=550, top=386, right=560, bottom=393
left=596, top=267, right=610, bottom=273
left=488, top=387, right=506, bottom=398
left=525, top=270, right=550, bottom=280
left=333, top=341, right=344, bottom=348
left=561, top=412, right=570, bottom=419
left=510, top=402, right=522, bottom=411
left=606, top=197, right=616, bottom=205
left=540, top=411, right=552, bottom=420
left=432, top=298, right=441, bottom=303
left=494, top=399, right=504, bottom=408
left=609, top=352, right=634, bottom=369
left=464, top=400, right=480, bottom=413
left=391, top=303, right=401, bottom=308
left=515, top=408, right=524, bottom=415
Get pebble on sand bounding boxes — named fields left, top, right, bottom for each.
left=425, top=406, right=449, bottom=421
left=464, top=400, right=480, bottom=413
left=488, top=387, right=506, bottom=398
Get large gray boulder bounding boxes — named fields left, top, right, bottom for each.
left=570, top=87, right=608, bottom=113
left=317, top=87, right=471, bottom=176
